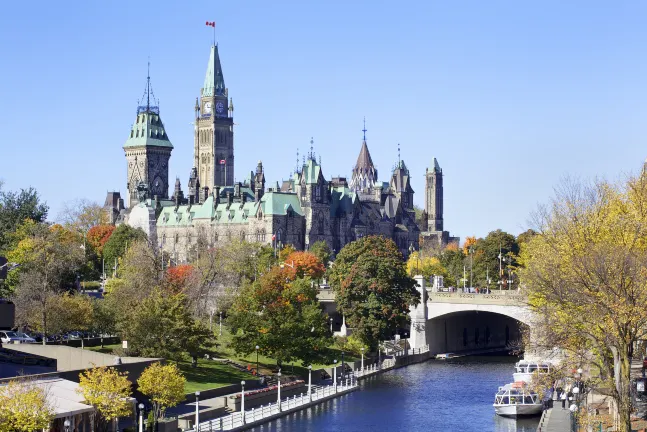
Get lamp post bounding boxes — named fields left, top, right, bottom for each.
left=308, top=365, right=312, bottom=401
left=255, top=345, right=260, bottom=376
left=64, top=419, right=71, bottom=432
left=361, top=347, right=365, bottom=372
left=240, top=380, right=246, bottom=424
left=377, top=343, right=381, bottom=369
left=277, top=370, right=282, bottom=411
left=469, top=247, right=474, bottom=289
left=138, top=403, right=145, bottom=432
left=195, top=391, right=200, bottom=430
left=330, top=317, right=333, bottom=333
left=341, top=351, right=345, bottom=382
left=333, top=360, right=337, bottom=391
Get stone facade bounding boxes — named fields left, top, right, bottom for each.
left=106, top=42, right=457, bottom=261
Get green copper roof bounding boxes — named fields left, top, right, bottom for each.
left=202, top=45, right=226, bottom=97
left=260, top=192, right=303, bottom=216
left=124, top=112, right=173, bottom=149
left=330, top=186, right=357, bottom=216
left=300, top=159, right=322, bottom=184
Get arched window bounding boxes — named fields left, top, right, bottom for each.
left=175, top=233, right=179, bottom=244
left=226, top=231, right=232, bottom=241
left=318, top=215, right=324, bottom=235
left=261, top=230, right=266, bottom=242
left=162, top=234, right=166, bottom=245
left=240, top=231, right=246, bottom=241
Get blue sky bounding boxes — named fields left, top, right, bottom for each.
left=1, top=1, right=646, bottom=240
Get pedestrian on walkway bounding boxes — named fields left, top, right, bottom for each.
left=561, top=391, right=567, bottom=409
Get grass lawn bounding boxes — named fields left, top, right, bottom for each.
left=214, top=329, right=360, bottom=378
left=177, top=358, right=253, bottom=393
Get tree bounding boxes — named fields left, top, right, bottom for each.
left=11, top=224, right=85, bottom=343
left=102, top=224, right=147, bottom=272
left=165, top=264, right=195, bottom=294
left=279, top=244, right=296, bottom=261
left=406, top=253, right=447, bottom=279
left=119, top=289, right=214, bottom=360
left=328, top=236, right=418, bottom=350
left=309, top=240, right=331, bottom=266
left=57, top=198, right=108, bottom=234
left=462, top=236, right=477, bottom=255
left=78, top=366, right=132, bottom=432
left=137, top=362, right=186, bottom=421
left=228, top=268, right=331, bottom=366
left=87, top=225, right=116, bottom=256
left=519, top=176, right=647, bottom=432
left=91, top=298, right=116, bottom=347
left=0, top=184, right=48, bottom=254
left=0, top=379, right=54, bottom=432
left=282, top=251, right=326, bottom=280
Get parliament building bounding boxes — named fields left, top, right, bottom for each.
left=105, top=43, right=458, bottom=262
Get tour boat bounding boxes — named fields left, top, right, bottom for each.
left=493, top=382, right=543, bottom=417
left=513, top=361, right=551, bottom=383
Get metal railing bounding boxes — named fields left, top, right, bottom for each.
left=188, top=378, right=358, bottom=431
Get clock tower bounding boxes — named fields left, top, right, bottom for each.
left=123, top=67, right=173, bottom=207
left=194, top=44, right=234, bottom=191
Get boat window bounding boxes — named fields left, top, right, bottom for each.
left=528, top=365, right=537, bottom=372
left=524, top=396, right=533, bottom=404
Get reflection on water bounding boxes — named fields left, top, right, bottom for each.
left=249, top=357, right=540, bottom=432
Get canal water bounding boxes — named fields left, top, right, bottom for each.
left=249, top=357, right=540, bottom=432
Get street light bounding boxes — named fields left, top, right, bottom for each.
left=333, top=359, right=338, bottom=391
left=195, top=391, right=200, bottom=430
left=255, top=345, right=260, bottom=376
left=277, top=370, right=282, bottom=411
left=64, top=419, right=71, bottom=432
left=361, top=347, right=365, bottom=372
left=138, top=403, right=145, bottom=432
left=240, top=380, right=246, bottom=424
left=341, top=351, right=345, bottom=381
left=307, top=365, right=312, bottom=401
left=330, top=317, right=333, bottom=333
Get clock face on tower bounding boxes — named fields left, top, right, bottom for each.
left=204, top=102, right=212, bottom=114
left=216, top=101, right=224, bottom=114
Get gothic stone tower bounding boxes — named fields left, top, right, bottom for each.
left=194, top=44, right=234, bottom=192
left=425, top=158, right=443, bottom=232
left=124, top=70, right=173, bottom=207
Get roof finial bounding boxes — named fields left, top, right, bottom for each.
left=362, top=117, right=367, bottom=141
left=398, top=143, right=401, bottom=166
left=146, top=58, right=151, bottom=112
left=310, top=137, right=314, bottom=160
left=296, top=148, right=299, bottom=174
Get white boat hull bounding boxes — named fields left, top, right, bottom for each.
left=512, top=372, right=533, bottom=383
left=494, top=403, right=543, bottom=417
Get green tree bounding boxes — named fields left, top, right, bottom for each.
left=11, top=224, right=85, bottom=342
left=57, top=198, right=108, bottom=234
left=0, top=183, right=48, bottom=254
left=91, top=298, right=116, bottom=347
left=328, top=236, right=418, bottom=350
left=0, top=379, right=54, bottom=432
left=119, top=289, right=214, bottom=360
left=78, top=366, right=132, bottom=432
left=437, top=245, right=465, bottom=287
left=309, top=240, right=331, bottom=266
left=228, top=267, right=330, bottom=366
left=137, top=363, right=186, bottom=421
left=102, top=224, right=147, bottom=273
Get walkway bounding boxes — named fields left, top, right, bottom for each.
left=537, top=407, right=572, bottom=432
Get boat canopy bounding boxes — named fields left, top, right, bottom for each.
left=514, top=361, right=550, bottom=374
left=494, top=383, right=540, bottom=406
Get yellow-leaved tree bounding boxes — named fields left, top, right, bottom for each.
left=137, top=362, right=186, bottom=422
left=0, top=379, right=54, bottom=431
left=78, top=366, right=132, bottom=431
left=406, top=252, right=447, bottom=279
left=520, top=175, right=647, bottom=432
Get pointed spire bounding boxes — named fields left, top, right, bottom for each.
left=137, top=60, right=159, bottom=114
left=362, top=117, right=367, bottom=142
left=202, top=45, right=226, bottom=97
left=432, top=157, right=442, bottom=173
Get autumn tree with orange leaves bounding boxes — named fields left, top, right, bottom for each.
left=227, top=263, right=330, bottom=366
left=87, top=225, right=115, bottom=256
left=164, top=264, right=195, bottom=294
left=281, top=251, right=326, bottom=280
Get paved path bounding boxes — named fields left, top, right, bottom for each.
left=538, top=407, right=572, bottom=432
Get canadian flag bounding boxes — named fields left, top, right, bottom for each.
left=272, top=234, right=276, bottom=241
left=219, top=159, right=226, bottom=165
left=206, top=21, right=215, bottom=27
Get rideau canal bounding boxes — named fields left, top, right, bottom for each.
left=249, top=357, right=540, bottom=432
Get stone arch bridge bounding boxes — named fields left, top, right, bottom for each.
left=408, top=276, right=533, bottom=356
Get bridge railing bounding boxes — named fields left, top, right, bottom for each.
left=428, top=291, right=526, bottom=305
